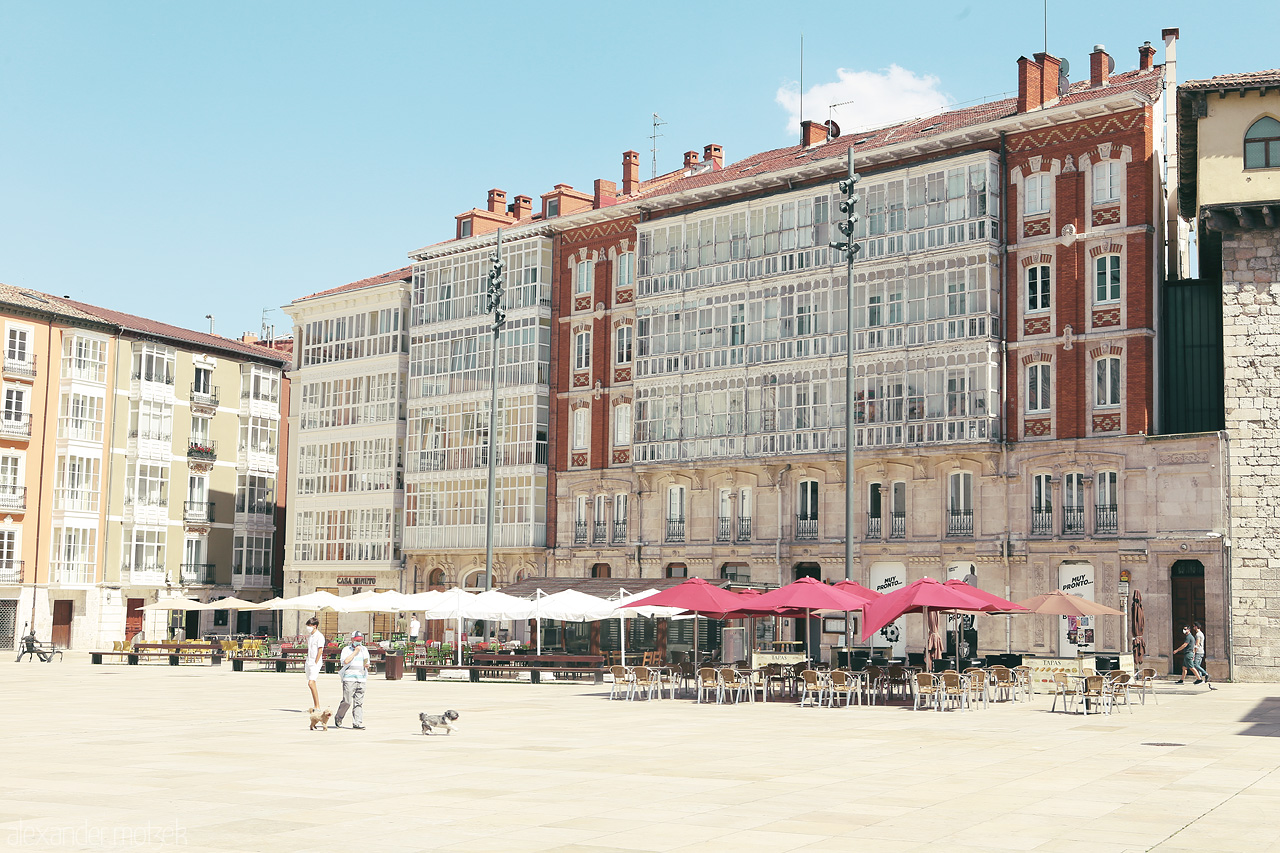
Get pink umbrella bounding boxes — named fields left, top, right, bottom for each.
left=862, top=577, right=1024, bottom=668
left=834, top=580, right=882, bottom=601
left=626, top=578, right=744, bottom=664
left=943, top=580, right=1025, bottom=612
left=734, top=578, right=876, bottom=665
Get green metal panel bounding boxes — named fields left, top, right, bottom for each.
left=1159, top=279, right=1225, bottom=434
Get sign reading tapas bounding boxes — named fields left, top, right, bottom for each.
left=337, top=576, right=377, bottom=586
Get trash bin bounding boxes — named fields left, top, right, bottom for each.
left=384, top=652, right=404, bottom=681
left=1094, top=654, right=1120, bottom=672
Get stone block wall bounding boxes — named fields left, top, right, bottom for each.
left=1221, top=227, right=1280, bottom=680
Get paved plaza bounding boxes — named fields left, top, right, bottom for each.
left=2, top=659, right=1279, bottom=852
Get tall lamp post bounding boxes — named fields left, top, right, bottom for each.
left=830, top=149, right=861, bottom=650
left=483, top=230, right=507, bottom=615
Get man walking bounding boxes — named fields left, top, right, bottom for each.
left=1172, top=626, right=1194, bottom=684
left=1193, top=622, right=1216, bottom=689
left=409, top=614, right=421, bottom=645
left=305, top=616, right=325, bottom=710
left=334, top=631, right=371, bottom=730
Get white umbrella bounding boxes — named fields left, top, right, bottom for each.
left=142, top=597, right=204, bottom=611
left=535, top=589, right=616, bottom=621
left=266, top=591, right=344, bottom=611
left=332, top=590, right=409, bottom=613
left=422, top=589, right=479, bottom=665
left=399, top=590, right=443, bottom=610
left=465, top=590, right=538, bottom=622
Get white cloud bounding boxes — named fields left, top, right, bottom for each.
left=776, top=65, right=953, bottom=137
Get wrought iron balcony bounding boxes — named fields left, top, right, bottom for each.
left=946, top=510, right=974, bottom=537
left=593, top=521, right=608, bottom=544
left=737, top=517, right=752, bottom=542
left=865, top=514, right=882, bottom=540
left=889, top=511, right=905, bottom=539
left=0, top=414, right=31, bottom=437
left=612, top=519, right=627, bottom=544
left=190, top=382, right=219, bottom=406
left=1063, top=507, right=1085, bottom=535
left=183, top=500, right=215, bottom=522
left=1031, top=508, right=1053, bottom=536
left=129, top=428, right=172, bottom=443
left=240, top=389, right=280, bottom=404
left=796, top=518, right=818, bottom=540
left=665, top=518, right=685, bottom=543
left=181, top=562, right=216, bottom=584
left=573, top=520, right=588, bottom=545
left=131, top=368, right=174, bottom=385
left=716, top=516, right=732, bottom=542
left=234, top=497, right=275, bottom=516
left=0, top=485, right=25, bottom=511
left=3, top=354, right=36, bottom=378
left=187, top=439, right=217, bottom=461
left=0, top=558, right=23, bottom=584
left=1095, top=504, right=1118, bottom=535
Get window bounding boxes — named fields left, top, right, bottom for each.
left=667, top=486, right=685, bottom=521
left=1064, top=472, right=1085, bottom=534
left=575, top=495, right=589, bottom=523
left=798, top=480, right=819, bottom=520
left=62, top=336, right=106, bottom=382
left=0, top=529, right=17, bottom=572
left=1244, top=116, right=1280, bottom=170
left=1096, top=471, right=1119, bottom=534
left=190, top=416, right=210, bottom=444
left=613, top=493, right=628, bottom=538
left=572, top=408, right=589, bottom=451
left=6, top=327, right=29, bottom=363
left=127, top=527, right=166, bottom=571
left=1027, top=264, right=1051, bottom=312
left=1027, top=363, right=1051, bottom=413
left=890, top=482, right=906, bottom=538
left=459, top=219, right=472, bottom=238
left=126, top=462, right=169, bottom=506
left=1095, top=255, right=1121, bottom=303
left=616, top=252, right=635, bottom=289
left=132, top=343, right=175, bottom=384
left=1092, top=160, right=1121, bottom=204
left=613, top=403, right=631, bottom=446
left=239, top=417, right=278, bottom=455
left=3, top=388, right=25, bottom=422
left=1024, top=173, right=1050, bottom=215
left=1032, top=473, right=1052, bottom=535
left=1095, top=356, right=1121, bottom=407
left=575, top=260, right=594, bottom=295
left=193, top=367, right=213, bottom=396
left=948, top=471, right=973, bottom=536
left=546, top=198, right=560, bottom=218
left=574, top=331, right=591, bottom=371
left=615, top=325, right=633, bottom=365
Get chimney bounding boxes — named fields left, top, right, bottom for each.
left=1090, top=45, right=1111, bottom=87
left=1138, top=41, right=1156, bottom=71
left=703, top=143, right=724, bottom=167
left=512, top=194, right=532, bottom=220
left=487, top=188, right=507, bottom=214
left=1034, top=52, right=1061, bottom=105
left=683, top=150, right=700, bottom=169
left=593, top=179, right=617, bottom=208
left=1017, top=56, right=1044, bottom=112
left=800, top=120, right=828, bottom=148
left=622, top=150, right=640, bottom=195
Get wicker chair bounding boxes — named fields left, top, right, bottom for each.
left=913, top=671, right=939, bottom=711
left=696, top=667, right=720, bottom=704
left=798, top=669, right=826, bottom=707
left=939, top=671, right=967, bottom=711
left=608, top=665, right=631, bottom=700
left=1105, top=671, right=1133, bottom=713
left=719, top=668, right=750, bottom=704
left=826, top=670, right=858, bottom=707
left=990, top=665, right=1017, bottom=702
left=962, top=668, right=989, bottom=709
left=631, top=666, right=659, bottom=701
left=1079, top=675, right=1109, bottom=715
left=1050, top=671, right=1076, bottom=713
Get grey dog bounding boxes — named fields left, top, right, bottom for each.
left=419, top=710, right=460, bottom=735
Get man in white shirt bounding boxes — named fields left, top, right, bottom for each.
left=409, top=614, right=421, bottom=645
left=304, top=616, right=325, bottom=710
left=334, top=631, right=371, bottom=730
left=1193, top=622, right=1215, bottom=690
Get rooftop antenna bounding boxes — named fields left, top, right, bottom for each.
left=205, top=314, right=215, bottom=335
left=260, top=308, right=275, bottom=343
left=650, top=113, right=666, bottom=180
left=800, top=34, right=804, bottom=130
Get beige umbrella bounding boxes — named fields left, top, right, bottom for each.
left=142, top=598, right=204, bottom=611
left=195, top=597, right=263, bottom=611
left=1016, top=590, right=1125, bottom=617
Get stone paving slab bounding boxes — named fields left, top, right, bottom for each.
left=2, top=658, right=1278, bottom=851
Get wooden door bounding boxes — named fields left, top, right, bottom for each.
left=52, top=600, right=72, bottom=648
left=125, top=598, right=144, bottom=642
left=1170, top=560, right=1205, bottom=670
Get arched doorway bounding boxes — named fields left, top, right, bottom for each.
left=665, top=563, right=687, bottom=578
left=590, top=563, right=611, bottom=579
left=1170, top=560, right=1205, bottom=666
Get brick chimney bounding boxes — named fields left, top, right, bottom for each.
left=512, top=194, right=532, bottom=220
left=1090, top=45, right=1111, bottom=87
left=622, top=150, right=640, bottom=195
left=1017, top=56, right=1044, bottom=112
left=593, top=179, right=617, bottom=208
left=683, top=150, right=700, bottom=169
left=1034, top=52, right=1061, bottom=105
left=487, top=188, right=507, bottom=215
left=800, top=120, right=828, bottom=148
left=1138, top=41, right=1156, bottom=72
left=703, top=144, right=724, bottom=168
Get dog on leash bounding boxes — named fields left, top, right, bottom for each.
left=419, top=710, right=460, bottom=735
left=309, top=708, right=333, bottom=731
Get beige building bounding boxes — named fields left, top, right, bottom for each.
left=1179, top=69, right=1280, bottom=680
left=0, top=285, right=288, bottom=649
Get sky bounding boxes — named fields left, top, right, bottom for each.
left=2, top=1, right=1277, bottom=340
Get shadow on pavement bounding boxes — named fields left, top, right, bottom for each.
left=1238, top=696, right=1280, bottom=737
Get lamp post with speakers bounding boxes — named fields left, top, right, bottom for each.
left=483, top=230, right=507, bottom=605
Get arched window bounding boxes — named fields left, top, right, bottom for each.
left=1245, top=116, right=1280, bottom=170
left=1026, top=362, right=1052, bottom=413
left=427, top=568, right=446, bottom=587
left=574, top=331, right=591, bottom=370
left=1095, top=356, right=1121, bottom=407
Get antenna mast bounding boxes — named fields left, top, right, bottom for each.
left=650, top=113, right=666, bottom=180
left=800, top=34, right=804, bottom=129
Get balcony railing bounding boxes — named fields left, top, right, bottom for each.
left=665, top=518, right=685, bottom=543
left=187, top=439, right=217, bottom=461
left=239, top=440, right=277, bottom=456
left=573, top=521, right=588, bottom=545
left=125, top=564, right=166, bottom=585
left=124, top=494, right=168, bottom=509
left=183, top=500, right=215, bottom=522
left=52, top=563, right=94, bottom=584
left=1063, top=507, right=1085, bottom=535
left=0, top=558, right=23, bottom=584
left=240, top=389, right=280, bottom=404
left=865, top=514, right=882, bottom=540
left=131, top=368, right=174, bottom=385
left=54, top=488, right=98, bottom=512
left=190, top=382, right=219, bottom=406
left=593, top=521, right=608, bottom=544
left=1095, top=504, right=1118, bottom=535
left=717, top=516, right=732, bottom=542
left=0, top=414, right=31, bottom=437
left=129, top=428, right=172, bottom=443
left=947, top=510, right=974, bottom=537
left=232, top=566, right=272, bottom=588
left=181, top=562, right=216, bottom=584
left=612, top=519, right=627, bottom=544
left=1031, top=508, right=1053, bottom=536
left=3, top=354, right=36, bottom=378
left=889, top=511, right=905, bottom=539
left=234, top=497, right=275, bottom=516
left=796, top=517, right=818, bottom=540
left=0, top=485, right=26, bottom=511
left=737, top=516, right=752, bottom=542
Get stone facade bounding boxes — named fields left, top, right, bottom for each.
left=1221, top=228, right=1280, bottom=679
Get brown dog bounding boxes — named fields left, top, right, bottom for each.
left=309, top=708, right=332, bottom=731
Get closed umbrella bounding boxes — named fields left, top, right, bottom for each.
left=1132, top=589, right=1146, bottom=666
left=924, top=607, right=945, bottom=672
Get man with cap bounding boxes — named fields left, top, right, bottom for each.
left=334, top=631, right=371, bottom=730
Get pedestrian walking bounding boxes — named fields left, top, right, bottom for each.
left=1192, top=621, right=1216, bottom=689
left=1172, top=625, right=1194, bottom=684
left=304, top=616, right=325, bottom=711
left=409, top=614, right=421, bottom=645
left=334, top=631, right=370, bottom=730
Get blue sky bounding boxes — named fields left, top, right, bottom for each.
left=1, top=1, right=1276, bottom=339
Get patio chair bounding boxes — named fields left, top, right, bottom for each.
left=719, top=668, right=750, bottom=704
left=696, top=667, right=720, bottom=704
left=1081, top=675, right=1111, bottom=715
left=1134, top=667, right=1159, bottom=705
left=826, top=670, right=858, bottom=707
left=989, top=666, right=1016, bottom=702
left=862, top=665, right=885, bottom=705
left=798, top=669, right=826, bottom=707
left=1013, top=665, right=1034, bottom=701
left=963, top=669, right=989, bottom=709
left=608, top=665, right=631, bottom=700
left=1105, top=671, right=1133, bottom=713
left=763, top=663, right=788, bottom=700
left=676, top=661, right=697, bottom=696
left=655, top=666, right=677, bottom=699
left=939, top=671, right=968, bottom=711
left=885, top=664, right=911, bottom=702
left=631, top=666, right=659, bottom=701
left=1050, top=671, right=1077, bottom=713
left=913, top=671, right=939, bottom=711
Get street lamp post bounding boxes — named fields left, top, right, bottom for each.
left=830, top=148, right=862, bottom=651
left=483, top=230, right=507, bottom=612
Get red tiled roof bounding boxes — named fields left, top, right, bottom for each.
left=0, top=283, right=112, bottom=325
left=1181, top=70, right=1280, bottom=91
left=37, top=293, right=289, bottom=364
left=297, top=266, right=413, bottom=302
